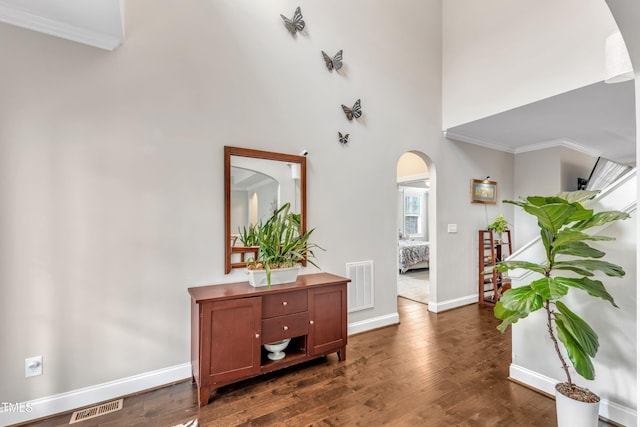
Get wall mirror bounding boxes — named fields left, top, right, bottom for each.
left=225, top=146, right=307, bottom=273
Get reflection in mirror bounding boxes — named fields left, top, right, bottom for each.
left=230, top=159, right=301, bottom=236
left=230, top=166, right=278, bottom=240
left=225, top=146, right=306, bottom=273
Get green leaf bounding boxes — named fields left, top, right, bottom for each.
left=523, top=203, right=577, bottom=234
left=541, top=228, right=553, bottom=260
left=555, top=301, right=599, bottom=357
left=554, top=277, right=618, bottom=307
left=554, top=260, right=625, bottom=277
left=503, top=199, right=528, bottom=209
left=494, top=300, right=529, bottom=333
left=555, top=316, right=596, bottom=380
left=557, top=190, right=599, bottom=204
left=498, top=286, right=544, bottom=314
left=572, top=211, right=630, bottom=231
left=553, top=230, right=614, bottom=247
left=525, top=196, right=552, bottom=206
left=553, top=241, right=605, bottom=258
left=551, top=264, right=595, bottom=277
left=567, top=207, right=594, bottom=222
left=554, top=301, right=599, bottom=380
left=529, top=196, right=567, bottom=206
left=530, top=277, right=568, bottom=300
left=493, top=260, right=546, bottom=275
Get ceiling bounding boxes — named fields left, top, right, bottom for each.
left=0, top=0, right=124, bottom=50
left=0, top=1, right=636, bottom=163
left=444, top=80, right=637, bottom=164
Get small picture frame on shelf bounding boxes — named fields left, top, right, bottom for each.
left=471, top=179, right=498, bottom=204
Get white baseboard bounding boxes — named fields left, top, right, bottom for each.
left=0, top=363, right=192, bottom=426
left=428, top=294, right=477, bottom=313
left=510, top=364, right=637, bottom=427
left=348, top=312, right=399, bottom=335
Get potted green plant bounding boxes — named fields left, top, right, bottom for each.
left=238, top=222, right=260, bottom=247
left=488, top=213, right=509, bottom=242
left=246, top=202, right=322, bottom=287
left=493, top=191, right=629, bottom=426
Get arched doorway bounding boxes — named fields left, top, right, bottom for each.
left=396, top=151, right=436, bottom=309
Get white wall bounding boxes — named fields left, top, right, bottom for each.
left=513, top=149, right=562, bottom=246
left=603, top=3, right=640, bottom=425
left=0, top=0, right=516, bottom=412
left=439, top=140, right=514, bottom=303
left=513, top=147, right=596, bottom=248
left=442, top=0, right=620, bottom=129
left=231, top=189, right=249, bottom=235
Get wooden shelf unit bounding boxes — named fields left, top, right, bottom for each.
left=478, top=230, right=512, bottom=306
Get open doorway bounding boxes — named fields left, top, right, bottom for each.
left=396, top=152, right=431, bottom=305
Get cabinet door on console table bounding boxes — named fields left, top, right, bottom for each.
left=202, top=298, right=262, bottom=385
left=308, top=283, right=347, bottom=359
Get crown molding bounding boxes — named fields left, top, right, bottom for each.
left=0, top=1, right=124, bottom=51
left=443, top=131, right=603, bottom=158
left=442, top=131, right=516, bottom=154
left=513, top=138, right=602, bottom=157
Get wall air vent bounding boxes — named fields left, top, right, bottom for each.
left=346, top=261, right=374, bottom=312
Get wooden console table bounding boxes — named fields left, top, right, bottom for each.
left=188, top=272, right=349, bottom=406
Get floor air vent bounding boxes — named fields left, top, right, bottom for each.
left=69, top=399, right=123, bottom=424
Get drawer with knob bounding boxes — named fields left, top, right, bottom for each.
left=262, top=290, right=307, bottom=318
left=261, top=312, right=309, bottom=344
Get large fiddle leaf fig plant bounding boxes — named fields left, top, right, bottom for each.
left=493, top=190, right=629, bottom=400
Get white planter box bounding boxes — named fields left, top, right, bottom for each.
left=247, top=266, right=300, bottom=287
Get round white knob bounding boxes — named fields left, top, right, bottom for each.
left=282, top=301, right=288, bottom=306
left=283, top=326, right=289, bottom=331
left=255, top=333, right=260, bottom=339
left=309, top=320, right=314, bottom=325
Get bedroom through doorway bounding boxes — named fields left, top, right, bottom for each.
left=396, top=152, right=431, bottom=305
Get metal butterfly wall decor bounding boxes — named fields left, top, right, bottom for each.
left=280, top=7, right=305, bottom=35
left=341, top=99, right=362, bottom=121
left=338, top=132, right=350, bottom=144
left=322, top=50, right=343, bottom=71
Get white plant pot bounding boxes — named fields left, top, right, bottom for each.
left=247, top=266, right=300, bottom=287
left=555, top=386, right=600, bottom=427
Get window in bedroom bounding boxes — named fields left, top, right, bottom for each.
left=401, top=188, right=427, bottom=238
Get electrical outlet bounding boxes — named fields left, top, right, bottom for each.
left=25, top=356, right=43, bottom=378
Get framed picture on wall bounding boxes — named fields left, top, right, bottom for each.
left=471, top=179, right=498, bottom=204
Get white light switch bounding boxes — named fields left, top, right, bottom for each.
left=447, top=224, right=457, bottom=233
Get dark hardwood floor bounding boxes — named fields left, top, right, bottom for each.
left=17, top=298, right=613, bottom=427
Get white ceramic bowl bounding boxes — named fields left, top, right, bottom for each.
left=263, top=338, right=291, bottom=360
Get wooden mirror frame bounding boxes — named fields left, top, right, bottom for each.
left=224, top=146, right=307, bottom=273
